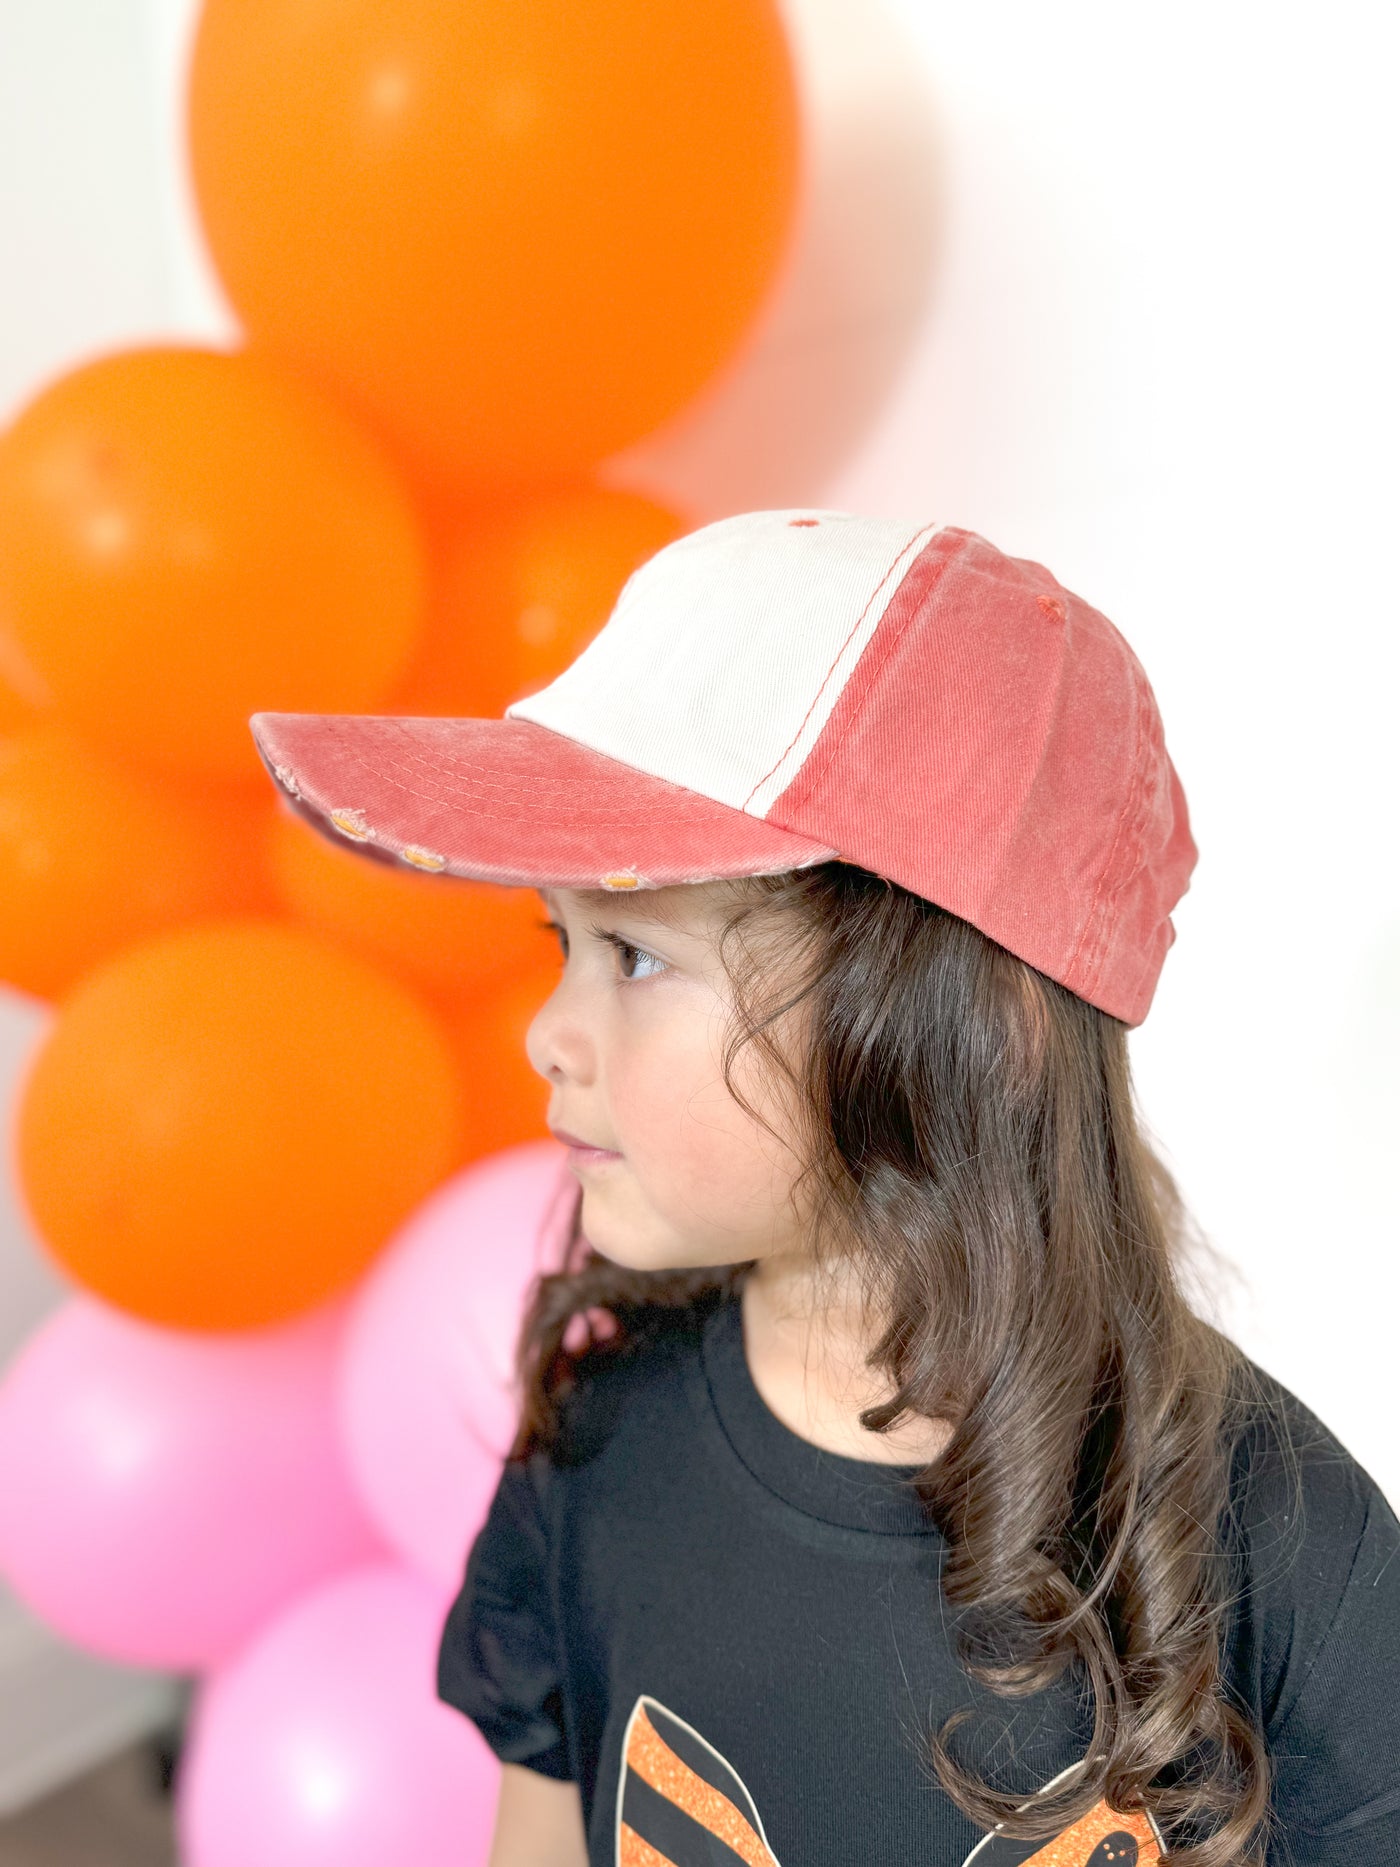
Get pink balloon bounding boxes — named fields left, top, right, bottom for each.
left=339, top=1139, right=574, bottom=1588
left=177, top=1562, right=500, bottom=1867
left=0, top=1293, right=383, bottom=1669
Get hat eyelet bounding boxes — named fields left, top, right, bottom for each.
left=328, top=807, right=374, bottom=842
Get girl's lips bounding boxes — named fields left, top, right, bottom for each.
left=566, top=1145, right=622, bottom=1170
left=549, top=1125, right=621, bottom=1159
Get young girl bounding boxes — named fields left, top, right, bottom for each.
left=252, top=512, right=1400, bottom=1867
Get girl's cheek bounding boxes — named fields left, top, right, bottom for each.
left=613, top=1064, right=719, bottom=1194
left=612, top=1013, right=708, bottom=1127
left=611, top=998, right=754, bottom=1175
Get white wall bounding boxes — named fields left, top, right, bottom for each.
left=1, top=0, right=1396, bottom=1805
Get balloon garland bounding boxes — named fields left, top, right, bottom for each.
left=0, top=1, right=937, bottom=1857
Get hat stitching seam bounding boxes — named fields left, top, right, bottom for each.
left=764, top=531, right=962, bottom=819
left=307, top=792, right=753, bottom=831
left=329, top=750, right=726, bottom=821
left=1112, top=718, right=1177, bottom=1018
left=293, top=785, right=829, bottom=853
left=1067, top=670, right=1150, bottom=994
left=309, top=773, right=713, bottom=823
left=339, top=734, right=739, bottom=818
left=739, top=522, right=939, bottom=812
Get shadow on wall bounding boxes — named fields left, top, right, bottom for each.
left=602, top=0, right=946, bottom=520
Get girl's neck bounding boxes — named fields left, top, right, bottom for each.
left=740, top=1255, right=953, bottom=1466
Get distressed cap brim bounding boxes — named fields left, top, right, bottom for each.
left=250, top=711, right=839, bottom=892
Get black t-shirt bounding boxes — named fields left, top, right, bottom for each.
left=437, top=1289, right=1400, bottom=1865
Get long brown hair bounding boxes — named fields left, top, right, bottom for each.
left=510, top=859, right=1273, bottom=1863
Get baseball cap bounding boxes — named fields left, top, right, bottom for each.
left=249, top=509, right=1196, bottom=1026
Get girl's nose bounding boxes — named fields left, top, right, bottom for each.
left=524, top=985, right=595, bottom=1088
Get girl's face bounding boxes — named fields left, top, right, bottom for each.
left=525, top=882, right=813, bottom=1273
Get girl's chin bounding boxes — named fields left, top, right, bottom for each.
left=585, top=1232, right=664, bottom=1271
left=579, top=1187, right=756, bottom=1274
left=586, top=1230, right=749, bottom=1277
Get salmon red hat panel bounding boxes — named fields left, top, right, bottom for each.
left=250, top=509, right=1197, bottom=1025
left=249, top=709, right=839, bottom=891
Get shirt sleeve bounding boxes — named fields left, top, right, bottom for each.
left=1264, top=1480, right=1400, bottom=1861
left=436, top=1451, right=575, bottom=1781
left=1225, top=1379, right=1400, bottom=1863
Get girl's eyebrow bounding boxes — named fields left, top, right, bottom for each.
left=538, top=888, right=694, bottom=935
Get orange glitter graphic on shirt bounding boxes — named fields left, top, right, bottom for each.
left=618, top=1822, right=679, bottom=1867
left=623, top=1704, right=780, bottom=1867
left=614, top=1693, right=1163, bottom=1867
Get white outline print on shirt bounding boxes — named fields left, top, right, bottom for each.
left=959, top=1759, right=1164, bottom=1866
left=615, top=1694, right=782, bottom=1866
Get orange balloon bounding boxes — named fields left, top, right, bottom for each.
left=16, top=920, right=461, bottom=1329
left=269, top=805, right=546, bottom=1000
left=0, top=348, right=425, bottom=784
left=0, top=593, right=39, bottom=731
left=0, top=722, right=275, bottom=1000
left=390, top=484, right=688, bottom=717
left=438, top=961, right=560, bottom=1164
left=0, top=588, right=40, bottom=732
left=0, top=672, right=32, bottom=735
left=187, top=0, right=801, bottom=493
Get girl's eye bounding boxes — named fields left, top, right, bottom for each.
left=535, top=918, right=666, bottom=983
left=582, top=922, right=668, bottom=985
left=604, top=933, right=667, bottom=983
